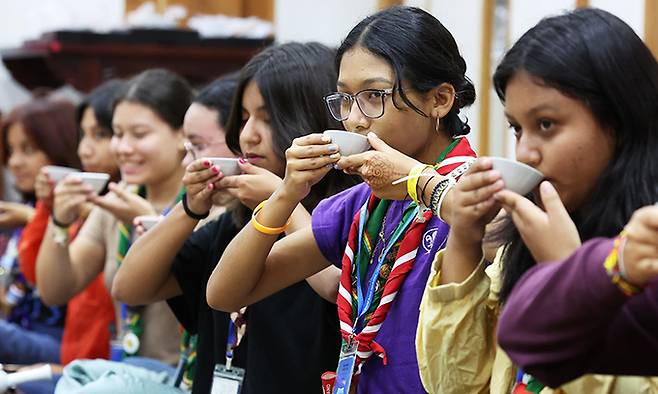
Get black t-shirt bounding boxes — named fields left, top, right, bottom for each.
left=168, top=212, right=341, bottom=394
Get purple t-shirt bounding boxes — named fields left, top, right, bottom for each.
left=312, top=183, right=449, bottom=394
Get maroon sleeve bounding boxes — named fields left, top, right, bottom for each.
left=497, top=237, right=658, bottom=387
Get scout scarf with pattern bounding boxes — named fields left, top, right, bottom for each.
left=116, top=185, right=186, bottom=357
left=337, top=195, right=431, bottom=367
left=335, top=137, right=477, bottom=369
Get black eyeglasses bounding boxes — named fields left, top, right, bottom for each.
left=323, top=88, right=394, bottom=121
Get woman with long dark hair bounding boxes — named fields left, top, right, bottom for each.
left=114, top=43, right=359, bottom=393
left=0, top=97, right=81, bottom=364
left=36, top=69, right=192, bottom=369
left=208, top=6, right=477, bottom=393
left=416, top=8, right=658, bottom=393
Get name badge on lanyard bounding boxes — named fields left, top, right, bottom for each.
left=333, top=338, right=359, bottom=394
left=212, top=364, right=245, bottom=394
left=211, top=314, right=246, bottom=394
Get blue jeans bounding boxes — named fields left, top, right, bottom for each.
left=0, top=320, right=61, bottom=364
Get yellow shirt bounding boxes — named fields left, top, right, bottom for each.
left=416, top=248, right=658, bottom=394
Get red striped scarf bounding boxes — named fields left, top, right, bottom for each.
left=335, top=137, right=476, bottom=369
left=337, top=198, right=431, bottom=367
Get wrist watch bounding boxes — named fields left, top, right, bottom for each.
left=51, top=219, right=70, bottom=246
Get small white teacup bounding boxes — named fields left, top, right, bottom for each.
left=323, top=130, right=370, bottom=157
left=207, top=158, right=241, bottom=176
left=135, top=215, right=161, bottom=231
left=76, top=172, right=111, bottom=194
left=44, top=166, right=79, bottom=183
left=490, top=157, right=544, bottom=195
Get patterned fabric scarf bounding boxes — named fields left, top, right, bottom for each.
left=177, top=331, right=198, bottom=388
left=337, top=196, right=431, bottom=367
left=353, top=199, right=390, bottom=323
left=336, top=137, right=477, bottom=369
left=115, top=185, right=188, bottom=360
left=513, top=369, right=546, bottom=394
left=116, top=185, right=148, bottom=357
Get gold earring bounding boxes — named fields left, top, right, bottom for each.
left=435, top=116, right=441, bottom=133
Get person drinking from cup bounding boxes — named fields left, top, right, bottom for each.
left=208, top=6, right=478, bottom=393
left=15, top=80, right=124, bottom=394
left=36, top=69, right=192, bottom=372
left=415, top=8, right=658, bottom=394
left=114, top=43, right=359, bottom=393
left=0, top=97, right=81, bottom=365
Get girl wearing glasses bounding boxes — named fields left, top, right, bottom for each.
left=179, top=74, right=240, bottom=217
left=208, top=6, right=477, bottom=393
left=182, top=74, right=238, bottom=167
left=114, top=42, right=359, bottom=393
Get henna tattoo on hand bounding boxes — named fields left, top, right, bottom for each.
left=362, top=155, right=404, bottom=189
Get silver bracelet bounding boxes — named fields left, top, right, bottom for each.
left=429, top=159, right=475, bottom=222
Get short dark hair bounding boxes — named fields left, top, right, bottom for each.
left=116, top=68, right=193, bottom=130
left=1, top=98, right=82, bottom=169
left=336, top=5, right=475, bottom=137
left=491, top=8, right=658, bottom=302
left=194, top=73, right=240, bottom=129
left=76, top=79, right=126, bottom=138
left=224, top=42, right=360, bottom=224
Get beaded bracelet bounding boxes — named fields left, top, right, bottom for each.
left=251, top=199, right=291, bottom=235
left=429, top=176, right=455, bottom=220
left=603, top=231, right=641, bottom=296
left=428, top=159, right=475, bottom=222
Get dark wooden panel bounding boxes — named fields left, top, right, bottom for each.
left=1, top=32, right=272, bottom=92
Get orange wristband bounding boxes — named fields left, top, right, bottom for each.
left=250, top=199, right=291, bottom=235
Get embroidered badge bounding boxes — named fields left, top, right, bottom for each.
left=422, top=228, right=438, bottom=253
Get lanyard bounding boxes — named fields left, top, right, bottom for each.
left=224, top=310, right=246, bottom=370
left=225, top=320, right=237, bottom=369
left=353, top=200, right=418, bottom=332
left=434, top=138, right=461, bottom=164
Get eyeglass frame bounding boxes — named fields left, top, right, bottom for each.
left=183, top=140, right=228, bottom=161
left=323, top=88, right=395, bottom=122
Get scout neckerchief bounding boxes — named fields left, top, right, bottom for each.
left=513, top=369, right=546, bottom=394
left=116, top=185, right=185, bottom=358
left=335, top=137, right=477, bottom=370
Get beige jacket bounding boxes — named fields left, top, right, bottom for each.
left=416, top=249, right=658, bottom=394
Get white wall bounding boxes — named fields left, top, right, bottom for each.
left=508, top=0, right=575, bottom=42
left=416, top=0, right=483, bottom=153
left=0, top=0, right=124, bottom=49
left=0, top=0, right=124, bottom=113
left=590, top=0, right=645, bottom=38
left=274, top=0, right=378, bottom=46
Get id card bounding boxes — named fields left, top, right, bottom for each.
left=211, top=364, right=245, bottom=394
left=333, top=340, right=358, bottom=394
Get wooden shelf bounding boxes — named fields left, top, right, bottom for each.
left=2, top=30, right=272, bottom=92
